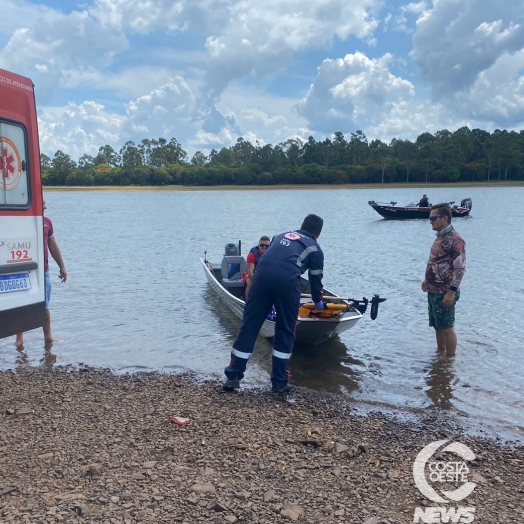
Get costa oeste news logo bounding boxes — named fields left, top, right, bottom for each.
left=412, top=440, right=477, bottom=523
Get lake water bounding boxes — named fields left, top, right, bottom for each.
left=1, top=186, right=523, bottom=442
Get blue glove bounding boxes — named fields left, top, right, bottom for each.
left=314, top=300, right=325, bottom=310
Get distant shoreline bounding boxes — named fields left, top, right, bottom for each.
left=44, top=181, right=524, bottom=192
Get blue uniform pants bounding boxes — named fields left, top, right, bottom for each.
left=225, top=268, right=301, bottom=387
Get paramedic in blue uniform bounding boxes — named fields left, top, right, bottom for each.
left=223, top=214, right=325, bottom=393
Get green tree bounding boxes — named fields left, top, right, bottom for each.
left=232, top=137, right=256, bottom=166
left=190, top=151, right=207, bottom=166
left=95, top=145, right=121, bottom=167
left=332, top=132, right=348, bottom=165
left=169, top=137, right=187, bottom=164
left=93, top=169, right=112, bottom=186
left=482, top=137, right=497, bottom=181
left=349, top=130, right=368, bottom=164
left=391, top=139, right=417, bottom=183
left=120, top=141, right=143, bottom=174
left=257, top=171, right=273, bottom=185
left=40, top=153, right=52, bottom=171
left=138, top=139, right=152, bottom=166
left=416, top=132, right=437, bottom=183
left=302, top=136, right=322, bottom=165
left=133, top=166, right=151, bottom=185
left=215, top=147, right=235, bottom=167
left=319, top=138, right=334, bottom=168
left=452, top=127, right=475, bottom=164
left=151, top=168, right=172, bottom=185
left=495, top=130, right=520, bottom=180
left=369, top=139, right=392, bottom=183
left=79, top=154, right=94, bottom=171
left=279, top=138, right=304, bottom=167
left=254, top=144, right=282, bottom=172
left=47, top=150, right=77, bottom=185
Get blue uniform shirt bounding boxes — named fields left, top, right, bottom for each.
left=255, top=229, right=324, bottom=302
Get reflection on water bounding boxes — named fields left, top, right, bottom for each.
left=15, top=341, right=56, bottom=371
left=287, top=339, right=363, bottom=394
left=424, top=355, right=455, bottom=411
left=15, top=345, right=28, bottom=367
left=1, top=186, right=524, bottom=441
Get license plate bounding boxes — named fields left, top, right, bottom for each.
left=0, top=273, right=31, bottom=294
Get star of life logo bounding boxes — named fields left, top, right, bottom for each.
left=0, top=136, right=22, bottom=190
left=413, top=440, right=476, bottom=523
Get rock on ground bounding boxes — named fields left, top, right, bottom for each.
left=0, top=368, right=523, bottom=523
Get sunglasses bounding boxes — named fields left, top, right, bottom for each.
left=259, top=244, right=270, bottom=248
left=429, top=216, right=440, bottom=222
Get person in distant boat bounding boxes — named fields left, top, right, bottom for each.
left=242, top=236, right=271, bottom=300
left=15, top=199, right=67, bottom=348
left=421, top=203, right=466, bottom=357
left=223, top=214, right=324, bottom=393
left=418, top=194, right=430, bottom=207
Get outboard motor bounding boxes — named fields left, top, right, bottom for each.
left=460, top=198, right=472, bottom=210
left=224, top=242, right=239, bottom=256
left=370, top=295, right=387, bottom=320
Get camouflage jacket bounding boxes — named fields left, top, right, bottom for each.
left=425, top=225, right=466, bottom=294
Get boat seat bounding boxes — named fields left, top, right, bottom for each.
left=221, top=255, right=247, bottom=289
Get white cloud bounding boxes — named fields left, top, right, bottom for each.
left=36, top=75, right=310, bottom=159
left=0, top=8, right=128, bottom=69
left=455, top=49, right=524, bottom=125
left=38, top=102, right=124, bottom=159
left=191, top=127, right=236, bottom=149
left=93, top=0, right=231, bottom=34
left=412, top=0, right=524, bottom=97
left=37, top=77, right=198, bottom=159
left=402, top=2, right=426, bottom=15
left=383, top=1, right=426, bottom=33
left=218, top=83, right=310, bottom=146
left=0, top=1, right=128, bottom=103
left=241, top=109, right=286, bottom=127
left=93, top=0, right=382, bottom=100
left=410, top=0, right=524, bottom=127
left=202, top=0, right=380, bottom=100
left=125, top=77, right=196, bottom=137
left=59, top=66, right=174, bottom=99
left=1, top=0, right=383, bottom=139
left=367, top=99, right=470, bottom=142
left=297, top=52, right=414, bottom=133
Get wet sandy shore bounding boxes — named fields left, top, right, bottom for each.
left=1, top=368, right=523, bottom=523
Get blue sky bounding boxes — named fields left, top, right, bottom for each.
left=1, top=0, right=523, bottom=161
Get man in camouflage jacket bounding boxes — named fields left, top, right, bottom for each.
left=422, top=203, right=466, bottom=356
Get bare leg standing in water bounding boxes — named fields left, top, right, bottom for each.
left=15, top=199, right=67, bottom=347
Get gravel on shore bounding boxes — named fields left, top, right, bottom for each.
left=0, top=368, right=523, bottom=524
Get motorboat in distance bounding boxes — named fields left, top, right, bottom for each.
left=368, top=198, right=472, bottom=220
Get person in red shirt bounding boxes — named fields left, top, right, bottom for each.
left=243, top=236, right=270, bottom=299
left=15, top=199, right=67, bottom=347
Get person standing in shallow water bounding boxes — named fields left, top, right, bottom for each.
left=421, top=203, right=466, bottom=357
left=15, top=199, right=67, bottom=347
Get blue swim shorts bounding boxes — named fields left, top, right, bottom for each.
left=44, top=270, right=51, bottom=310
left=428, top=290, right=460, bottom=329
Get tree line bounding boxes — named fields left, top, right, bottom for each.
left=41, top=127, right=524, bottom=187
